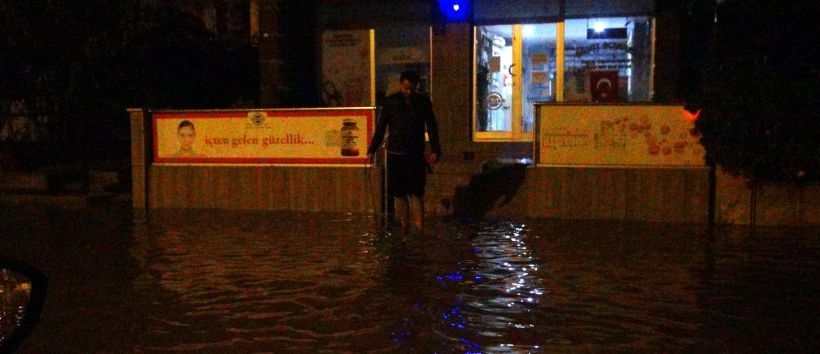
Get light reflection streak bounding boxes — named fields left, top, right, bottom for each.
left=433, top=221, right=546, bottom=352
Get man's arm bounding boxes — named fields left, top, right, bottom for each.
left=367, top=107, right=389, bottom=162
left=425, top=99, right=442, bottom=161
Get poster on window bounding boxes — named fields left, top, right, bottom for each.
left=152, top=108, right=374, bottom=165
left=321, top=30, right=375, bottom=107
left=590, top=70, right=619, bottom=102
left=536, top=104, right=705, bottom=167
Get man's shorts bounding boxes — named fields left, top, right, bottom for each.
left=386, top=153, right=427, bottom=198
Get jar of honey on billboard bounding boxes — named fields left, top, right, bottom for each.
left=340, top=119, right=359, bottom=156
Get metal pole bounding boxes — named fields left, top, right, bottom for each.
left=384, top=148, right=390, bottom=227
left=708, top=163, right=716, bottom=231
left=749, top=180, right=758, bottom=230
left=382, top=147, right=389, bottom=230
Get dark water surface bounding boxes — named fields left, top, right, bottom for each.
left=1, top=202, right=819, bottom=353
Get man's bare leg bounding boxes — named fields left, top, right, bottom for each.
left=393, top=196, right=410, bottom=234
left=408, top=195, right=424, bottom=234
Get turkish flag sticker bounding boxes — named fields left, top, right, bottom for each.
left=590, top=70, right=619, bottom=102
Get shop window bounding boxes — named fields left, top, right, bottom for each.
left=375, top=25, right=432, bottom=105
left=472, top=16, right=654, bottom=142
left=563, top=17, right=653, bottom=103
left=319, top=25, right=430, bottom=108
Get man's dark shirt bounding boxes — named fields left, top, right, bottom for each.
left=368, top=92, right=441, bottom=157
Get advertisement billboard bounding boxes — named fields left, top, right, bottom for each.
left=536, top=104, right=705, bottom=166
left=152, top=108, right=374, bottom=165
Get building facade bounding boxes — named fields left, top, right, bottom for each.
left=133, top=0, right=819, bottom=225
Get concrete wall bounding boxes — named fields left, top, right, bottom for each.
left=715, top=169, right=820, bottom=226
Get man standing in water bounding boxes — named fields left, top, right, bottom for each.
left=367, top=70, right=441, bottom=234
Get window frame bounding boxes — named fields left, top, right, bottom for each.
left=471, top=17, right=655, bottom=143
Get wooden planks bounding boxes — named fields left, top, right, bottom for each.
left=149, top=165, right=373, bottom=214
left=524, top=167, right=710, bottom=223
left=146, top=163, right=710, bottom=223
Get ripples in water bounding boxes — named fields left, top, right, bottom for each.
left=2, top=205, right=819, bottom=352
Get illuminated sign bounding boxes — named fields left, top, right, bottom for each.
left=536, top=104, right=705, bottom=166
left=152, top=108, right=374, bottom=165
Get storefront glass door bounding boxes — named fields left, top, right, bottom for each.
left=474, top=23, right=557, bottom=141
left=475, top=25, right=515, bottom=136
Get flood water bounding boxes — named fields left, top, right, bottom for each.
left=1, top=201, right=819, bottom=353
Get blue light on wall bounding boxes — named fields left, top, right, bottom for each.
left=438, top=0, right=470, bottom=21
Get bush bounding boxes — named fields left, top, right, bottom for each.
left=692, top=0, right=820, bottom=183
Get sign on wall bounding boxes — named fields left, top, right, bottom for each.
left=536, top=104, right=705, bottom=166
left=321, top=30, right=375, bottom=107
left=152, top=108, right=374, bottom=165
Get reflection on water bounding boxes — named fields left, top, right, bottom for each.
left=0, top=269, right=31, bottom=345
left=1, top=204, right=819, bottom=352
